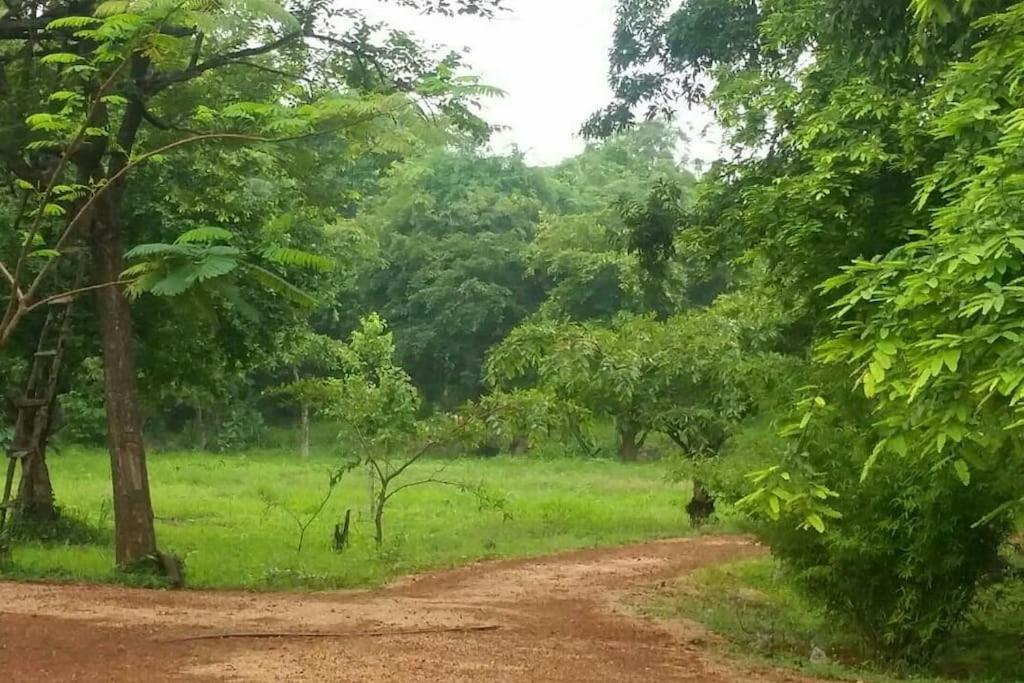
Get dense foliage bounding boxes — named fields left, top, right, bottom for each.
left=594, top=0, right=1024, bottom=663
left=2, top=0, right=1023, bottom=669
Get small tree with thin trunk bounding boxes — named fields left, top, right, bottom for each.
left=327, top=314, right=501, bottom=547
left=263, top=328, right=349, bottom=458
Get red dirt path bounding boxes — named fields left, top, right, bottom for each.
left=0, top=536, right=823, bottom=682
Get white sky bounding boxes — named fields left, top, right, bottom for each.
left=345, top=0, right=722, bottom=167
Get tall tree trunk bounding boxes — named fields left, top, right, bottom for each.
left=195, top=402, right=208, bottom=450
left=13, top=297, right=77, bottom=525
left=90, top=201, right=158, bottom=567
left=617, top=421, right=642, bottom=461
left=509, top=433, right=530, bottom=455
left=80, top=66, right=162, bottom=568
left=299, top=402, right=310, bottom=459
left=16, top=431, right=55, bottom=522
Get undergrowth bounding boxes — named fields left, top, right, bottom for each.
left=647, top=552, right=1024, bottom=682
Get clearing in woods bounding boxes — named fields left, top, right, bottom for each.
left=0, top=535, right=821, bottom=682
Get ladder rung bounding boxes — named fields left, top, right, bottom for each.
left=34, top=350, right=58, bottom=357
left=13, top=398, right=48, bottom=408
left=5, top=449, right=29, bottom=459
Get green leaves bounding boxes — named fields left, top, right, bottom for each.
left=124, top=227, right=327, bottom=309
left=241, top=264, right=316, bottom=308
left=39, top=52, right=84, bottom=65
left=260, top=246, right=333, bottom=272
left=175, top=227, right=236, bottom=244
left=953, top=459, right=971, bottom=486
left=735, top=465, right=842, bottom=533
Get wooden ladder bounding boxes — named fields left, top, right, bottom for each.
left=0, top=294, right=76, bottom=533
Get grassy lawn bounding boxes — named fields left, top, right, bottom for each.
left=2, top=448, right=693, bottom=589
left=646, top=557, right=1024, bottom=683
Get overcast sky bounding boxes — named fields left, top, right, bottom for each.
left=346, top=0, right=721, bottom=167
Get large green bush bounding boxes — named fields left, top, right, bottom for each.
left=732, top=384, right=1023, bottom=663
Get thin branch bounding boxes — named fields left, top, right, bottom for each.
left=165, top=624, right=500, bottom=643
left=384, top=477, right=467, bottom=504
left=146, top=30, right=305, bottom=91
left=0, top=260, right=21, bottom=297
left=138, top=102, right=202, bottom=134
left=388, top=415, right=480, bottom=482
left=229, top=59, right=316, bottom=86
left=187, top=31, right=204, bottom=69
left=23, top=278, right=134, bottom=314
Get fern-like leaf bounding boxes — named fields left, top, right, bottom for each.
left=243, top=264, right=317, bottom=307
left=124, top=242, right=195, bottom=259
left=149, top=267, right=194, bottom=297
left=261, top=246, right=333, bottom=271
left=175, top=226, right=236, bottom=244
left=187, top=255, right=239, bottom=283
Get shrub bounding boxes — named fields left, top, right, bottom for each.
left=764, top=460, right=1016, bottom=663
left=732, top=382, right=1023, bottom=663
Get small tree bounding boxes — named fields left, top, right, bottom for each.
left=486, top=315, right=665, bottom=460
left=264, top=328, right=350, bottom=458
left=328, top=314, right=496, bottom=546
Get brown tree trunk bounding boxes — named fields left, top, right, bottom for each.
left=16, top=434, right=56, bottom=522
left=89, top=200, right=158, bottom=567
left=686, top=478, right=716, bottom=527
left=195, top=402, right=208, bottom=450
left=299, top=402, right=310, bottom=459
left=13, top=298, right=77, bottom=525
left=509, top=434, right=530, bottom=455
left=617, top=421, right=642, bottom=461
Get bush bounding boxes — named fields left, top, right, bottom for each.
left=61, top=389, right=108, bottom=446
left=214, top=404, right=265, bottom=452
left=764, top=460, right=1016, bottom=663
left=729, top=384, right=1023, bottom=663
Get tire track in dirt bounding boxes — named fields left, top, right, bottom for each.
left=0, top=535, right=822, bottom=682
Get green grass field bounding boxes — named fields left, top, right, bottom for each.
left=2, top=448, right=694, bottom=589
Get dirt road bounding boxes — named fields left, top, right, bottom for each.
left=0, top=536, right=819, bottom=682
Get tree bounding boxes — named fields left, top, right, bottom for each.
left=488, top=289, right=783, bottom=465
left=326, top=314, right=497, bottom=546
left=263, top=328, right=350, bottom=458
left=351, top=148, right=551, bottom=405
left=528, top=124, right=698, bottom=322
left=0, top=0, right=502, bottom=568
left=592, top=0, right=1024, bottom=660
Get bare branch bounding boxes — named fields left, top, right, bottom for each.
left=0, top=260, right=21, bottom=298
left=166, top=624, right=500, bottom=643
left=146, top=30, right=305, bottom=91
left=23, top=278, right=134, bottom=314
left=384, top=477, right=467, bottom=504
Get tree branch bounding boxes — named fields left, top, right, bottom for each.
left=384, top=477, right=466, bottom=504
left=23, top=278, right=134, bottom=314
left=146, top=30, right=305, bottom=91
left=0, top=260, right=21, bottom=298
